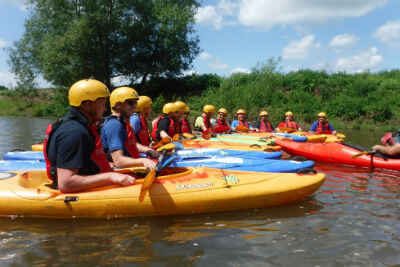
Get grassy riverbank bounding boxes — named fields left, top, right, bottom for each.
left=1, top=67, right=400, bottom=132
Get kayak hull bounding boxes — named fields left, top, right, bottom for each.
left=275, top=139, right=400, bottom=170
left=182, top=140, right=281, bottom=152
left=0, top=168, right=325, bottom=218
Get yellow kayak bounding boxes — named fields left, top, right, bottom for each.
left=0, top=168, right=325, bottom=218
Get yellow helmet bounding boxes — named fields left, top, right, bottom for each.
left=259, top=111, right=269, bottom=117
left=110, top=87, right=139, bottom=110
left=285, top=111, right=293, bottom=116
left=318, top=112, right=327, bottom=118
left=175, top=101, right=187, bottom=112
left=203, top=104, right=216, bottom=114
left=218, top=108, right=228, bottom=115
left=135, top=96, right=152, bottom=112
left=68, top=79, right=110, bottom=107
left=184, top=106, right=190, bottom=113
left=236, top=109, right=246, bottom=115
left=163, top=102, right=178, bottom=114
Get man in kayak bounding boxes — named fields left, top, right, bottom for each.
left=180, top=105, right=193, bottom=134
left=130, top=95, right=153, bottom=146
left=101, top=87, right=158, bottom=170
left=278, top=111, right=302, bottom=131
left=212, top=108, right=231, bottom=133
left=253, top=111, right=275, bottom=132
left=194, top=104, right=215, bottom=133
left=309, top=112, right=337, bottom=135
left=44, top=79, right=135, bottom=193
left=152, top=102, right=180, bottom=142
left=372, top=143, right=400, bottom=157
left=231, top=109, right=252, bottom=131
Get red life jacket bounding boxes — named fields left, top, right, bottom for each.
left=381, top=132, right=400, bottom=146
left=316, top=121, right=330, bottom=134
left=213, top=118, right=230, bottom=133
left=284, top=121, right=299, bottom=130
left=180, top=118, right=192, bottom=134
left=238, top=120, right=250, bottom=128
left=43, top=116, right=111, bottom=184
left=203, top=114, right=212, bottom=132
left=124, top=120, right=140, bottom=158
left=136, top=116, right=151, bottom=146
left=259, top=121, right=272, bottom=132
left=151, top=115, right=177, bottom=141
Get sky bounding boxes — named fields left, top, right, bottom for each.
left=1, top=0, right=400, bottom=87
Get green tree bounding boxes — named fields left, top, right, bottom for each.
left=8, top=0, right=200, bottom=89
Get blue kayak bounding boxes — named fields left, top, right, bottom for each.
left=4, top=148, right=282, bottom=162
left=0, top=160, right=46, bottom=171
left=0, top=156, right=312, bottom=173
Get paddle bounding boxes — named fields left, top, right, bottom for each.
left=351, top=151, right=373, bottom=159
left=235, top=125, right=249, bottom=132
left=139, top=148, right=167, bottom=202
left=152, top=137, right=172, bottom=149
left=279, top=127, right=295, bottom=133
left=113, top=166, right=148, bottom=174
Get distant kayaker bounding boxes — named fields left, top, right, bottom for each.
left=44, top=79, right=135, bottom=193
left=278, top=111, right=302, bottom=131
left=213, top=108, right=231, bottom=133
left=151, top=102, right=180, bottom=142
left=129, top=95, right=153, bottom=146
left=101, top=87, right=158, bottom=170
left=194, top=104, right=215, bottom=133
left=253, top=111, right=275, bottom=132
left=180, top=105, right=193, bottom=134
left=309, top=112, right=336, bottom=135
left=372, top=143, right=400, bottom=157
left=231, top=109, right=252, bottom=132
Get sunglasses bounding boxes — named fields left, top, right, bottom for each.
left=126, top=99, right=137, bottom=106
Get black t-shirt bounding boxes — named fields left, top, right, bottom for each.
left=47, top=107, right=100, bottom=176
left=156, top=116, right=171, bottom=141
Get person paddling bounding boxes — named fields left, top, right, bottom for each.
left=101, top=87, right=158, bottom=170
left=194, top=104, right=215, bottom=133
left=44, top=79, right=135, bottom=193
left=278, top=111, right=302, bottom=131
left=213, top=108, right=231, bottom=133
left=130, top=96, right=153, bottom=146
left=231, top=109, right=252, bottom=131
left=254, top=111, right=275, bottom=132
left=309, top=112, right=336, bottom=135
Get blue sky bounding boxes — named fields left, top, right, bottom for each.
left=1, top=0, right=400, bottom=87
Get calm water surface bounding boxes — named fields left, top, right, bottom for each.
left=0, top=116, right=399, bottom=266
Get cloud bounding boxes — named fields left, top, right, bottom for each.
left=237, top=0, right=386, bottom=30
left=0, top=0, right=27, bottom=11
left=334, top=47, right=383, bottom=73
left=195, top=5, right=224, bottom=29
left=329, top=34, right=359, bottom=50
left=229, top=67, right=251, bottom=75
left=0, top=70, right=16, bottom=87
left=198, top=52, right=212, bottom=60
left=374, top=19, right=400, bottom=47
left=0, top=38, right=8, bottom=48
left=282, top=35, right=321, bottom=60
left=209, top=58, right=229, bottom=70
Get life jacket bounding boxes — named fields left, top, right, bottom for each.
left=203, top=114, right=212, bottom=132
left=259, top=121, right=273, bottom=132
left=103, top=115, right=140, bottom=159
left=316, top=121, right=331, bottom=134
left=238, top=120, right=250, bottom=128
left=136, top=115, right=151, bottom=146
left=213, top=118, right=230, bottom=133
left=381, top=131, right=400, bottom=146
left=284, top=121, right=299, bottom=130
left=180, top=118, right=192, bottom=134
left=151, top=115, right=177, bottom=141
left=43, top=114, right=111, bottom=186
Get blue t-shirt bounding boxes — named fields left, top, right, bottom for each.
left=101, top=117, right=126, bottom=152
left=129, top=113, right=142, bottom=134
left=309, top=121, right=335, bottom=132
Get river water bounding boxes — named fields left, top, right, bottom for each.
left=0, top=116, right=399, bottom=266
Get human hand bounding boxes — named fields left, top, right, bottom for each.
left=146, top=149, right=160, bottom=159
left=110, top=173, right=136, bottom=186
left=142, top=158, right=157, bottom=171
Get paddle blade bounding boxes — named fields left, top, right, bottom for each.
left=172, top=134, right=180, bottom=142
left=279, top=127, right=295, bottom=133
left=157, top=142, right=175, bottom=152
left=139, top=169, right=156, bottom=202
left=235, top=125, right=249, bottom=132
left=153, top=137, right=171, bottom=149
left=351, top=151, right=370, bottom=159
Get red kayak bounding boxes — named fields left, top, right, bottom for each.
left=275, top=139, right=400, bottom=170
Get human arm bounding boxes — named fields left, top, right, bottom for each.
left=129, top=115, right=142, bottom=134
left=372, top=143, right=400, bottom=156
left=194, top=116, right=207, bottom=132
left=57, top=168, right=135, bottom=193
left=110, top=149, right=157, bottom=170
left=230, top=120, right=238, bottom=131
left=328, top=123, right=337, bottom=135
left=309, top=121, right=318, bottom=132
left=253, top=121, right=261, bottom=132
